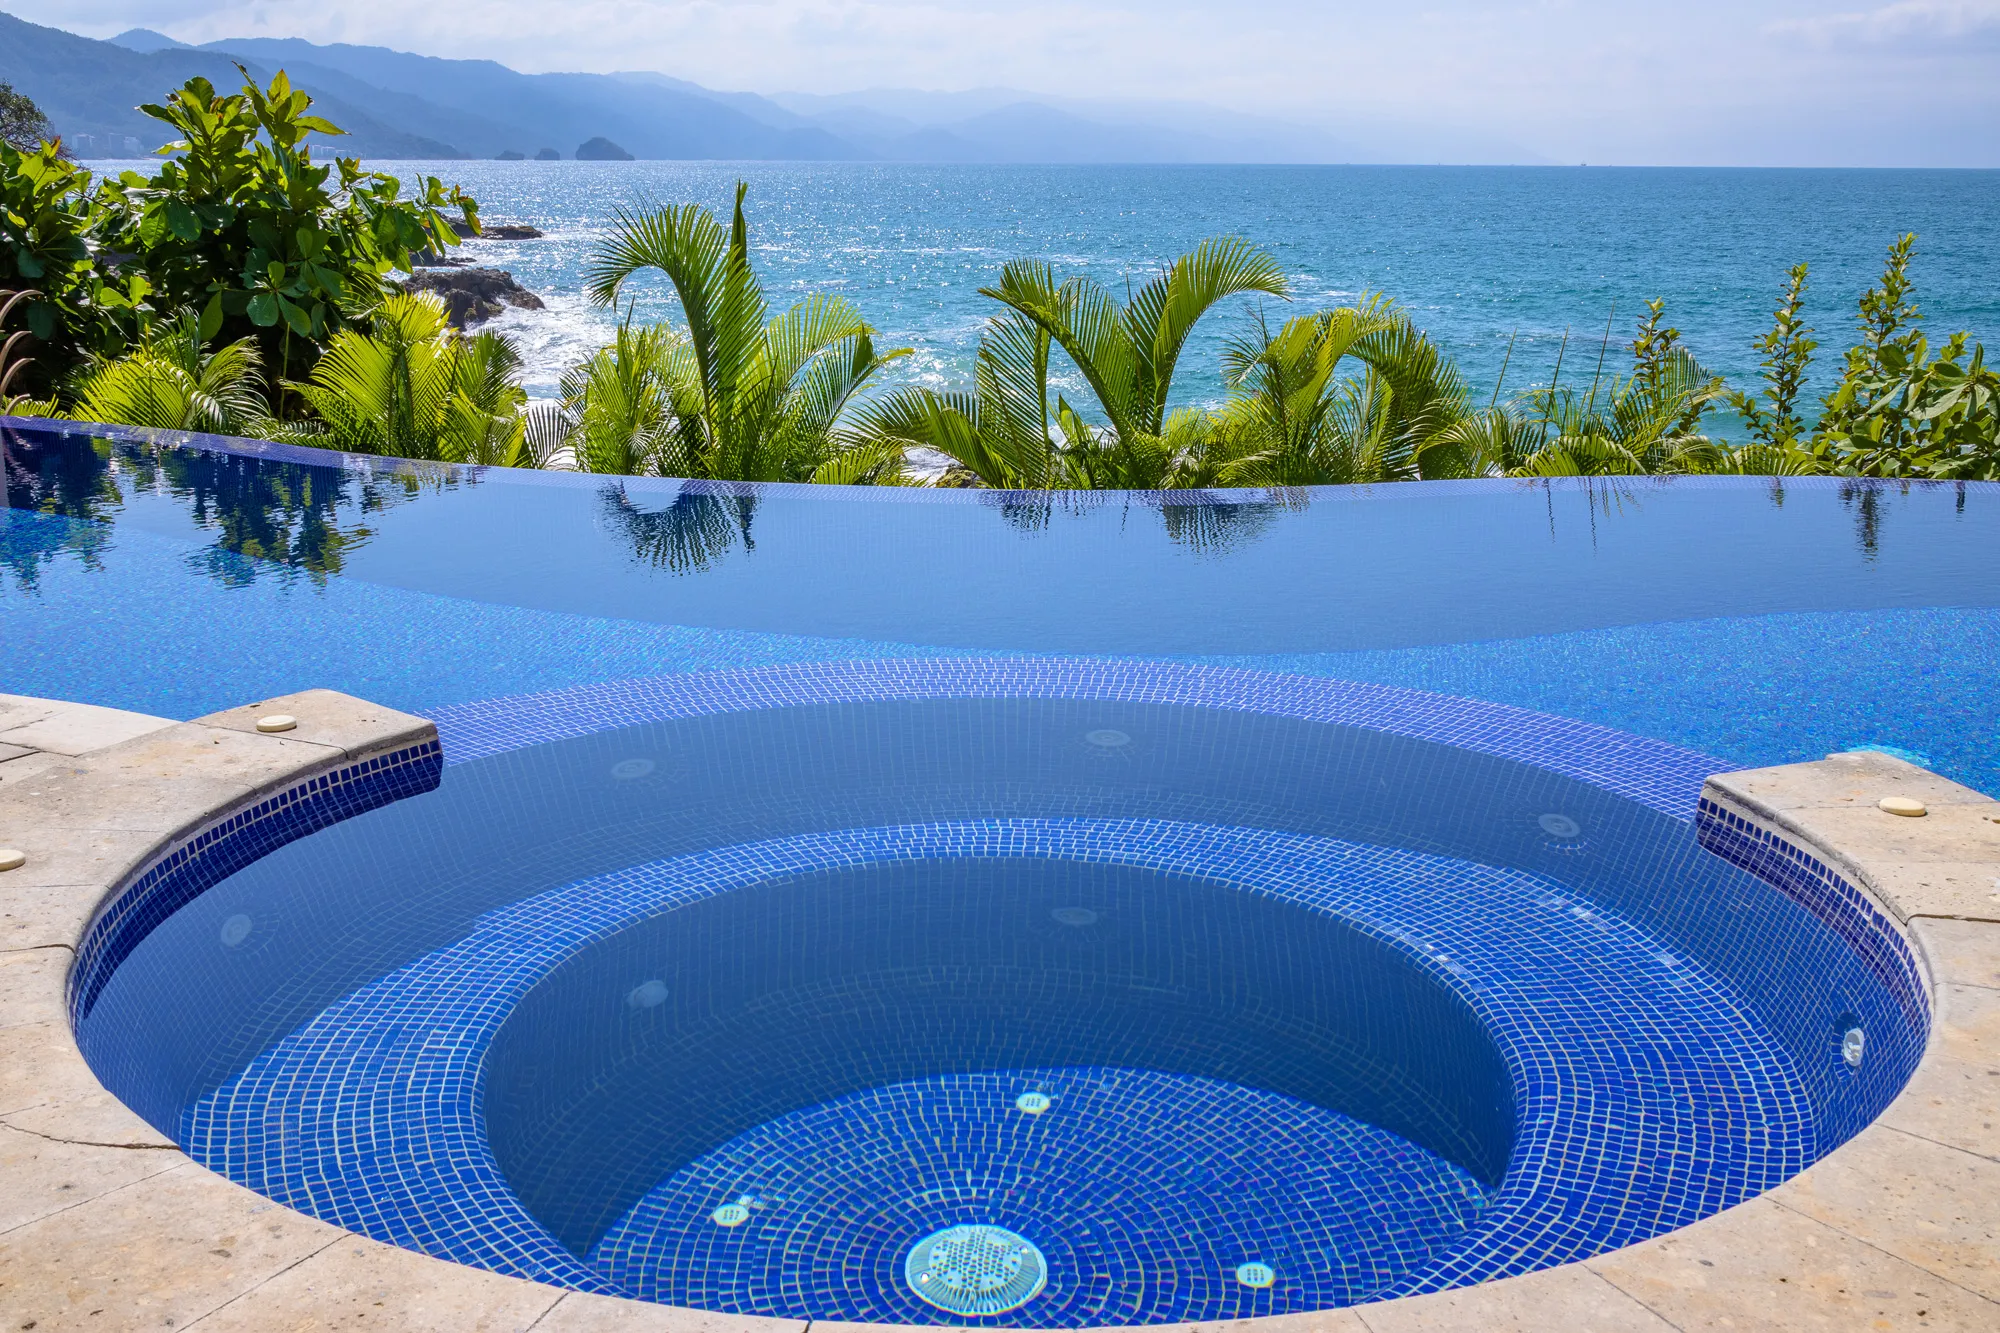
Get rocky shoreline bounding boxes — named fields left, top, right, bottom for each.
left=401, top=267, right=545, bottom=328
left=403, top=218, right=549, bottom=326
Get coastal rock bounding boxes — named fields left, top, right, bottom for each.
left=575, top=136, right=635, bottom=161
left=447, top=219, right=544, bottom=239
left=534, top=147, right=560, bottom=161
left=496, top=149, right=525, bottom=161
left=400, top=267, right=545, bottom=328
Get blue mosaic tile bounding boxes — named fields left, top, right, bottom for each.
left=64, top=657, right=1929, bottom=1323
left=595, top=1067, right=1489, bottom=1321
left=68, top=738, right=444, bottom=1024
left=430, top=657, right=1722, bottom=819
left=176, top=818, right=1840, bottom=1319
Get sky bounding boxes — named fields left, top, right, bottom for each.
left=24, top=1, right=2000, bottom=166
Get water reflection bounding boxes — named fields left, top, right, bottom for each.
left=0, top=428, right=439, bottom=590
left=2, top=430, right=120, bottom=586
left=1158, top=489, right=1307, bottom=555
left=125, top=446, right=433, bottom=586
left=601, top=484, right=757, bottom=575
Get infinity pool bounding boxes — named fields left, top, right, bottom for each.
left=4, top=420, right=1989, bottom=1323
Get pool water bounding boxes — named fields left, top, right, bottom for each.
left=73, top=673, right=1925, bottom=1323
left=2, top=421, right=1971, bottom=1321
left=4, top=423, right=1998, bottom=794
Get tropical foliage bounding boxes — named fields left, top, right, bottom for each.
left=855, top=237, right=1286, bottom=488
left=1722, top=235, right=1998, bottom=480
left=0, top=69, right=477, bottom=404
left=0, top=83, right=53, bottom=153
left=276, top=292, right=547, bottom=467
left=91, top=70, right=478, bottom=394
left=1, top=141, right=148, bottom=377
left=6, top=63, right=1993, bottom=493
left=1214, top=298, right=1473, bottom=485
left=557, top=183, right=910, bottom=482
left=64, top=308, right=267, bottom=433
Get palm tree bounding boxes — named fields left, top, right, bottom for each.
left=580, top=183, right=910, bottom=482
left=1210, top=298, right=1473, bottom=486
left=63, top=309, right=268, bottom=433
left=281, top=292, right=548, bottom=467
left=851, top=311, right=1075, bottom=488
left=855, top=237, right=1287, bottom=489
left=1420, top=304, right=1730, bottom=478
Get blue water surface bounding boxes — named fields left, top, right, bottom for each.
left=21, top=418, right=1967, bottom=1322
left=5, top=424, right=1996, bottom=792
left=391, top=162, right=1999, bottom=407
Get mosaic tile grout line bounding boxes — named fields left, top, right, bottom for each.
left=67, top=738, right=445, bottom=1024
left=428, top=658, right=1725, bottom=821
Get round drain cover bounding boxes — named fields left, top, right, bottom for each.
left=905, top=1224, right=1048, bottom=1316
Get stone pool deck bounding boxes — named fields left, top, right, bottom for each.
left=0, top=693, right=1994, bottom=1331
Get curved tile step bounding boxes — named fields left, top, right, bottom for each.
left=0, top=704, right=1994, bottom=1332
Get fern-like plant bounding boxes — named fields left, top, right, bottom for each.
left=64, top=307, right=267, bottom=433
left=282, top=291, right=545, bottom=467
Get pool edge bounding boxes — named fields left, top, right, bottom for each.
left=1, top=697, right=1994, bottom=1330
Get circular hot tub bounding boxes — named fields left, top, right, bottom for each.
left=74, top=661, right=1927, bottom=1325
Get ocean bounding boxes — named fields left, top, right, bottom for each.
left=93, top=160, right=2000, bottom=412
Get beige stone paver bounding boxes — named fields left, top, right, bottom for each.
left=0, top=944, right=64, bottom=1029
left=0, top=694, right=174, bottom=756
left=1880, top=1051, right=2000, bottom=1161
left=1915, top=917, right=2000, bottom=989
left=1929, top=982, right=2000, bottom=1067
left=186, top=1232, right=565, bottom=1332
left=544, top=1291, right=806, bottom=1332
left=1354, top=1261, right=1671, bottom=1331
left=195, top=687, right=439, bottom=756
left=1585, top=1193, right=1998, bottom=1330
left=0, top=1161, right=343, bottom=1332
left=0, top=1020, right=174, bottom=1144
left=1769, top=1122, right=2000, bottom=1301
left=0, top=1122, right=182, bottom=1235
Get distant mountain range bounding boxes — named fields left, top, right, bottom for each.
left=0, top=12, right=1422, bottom=163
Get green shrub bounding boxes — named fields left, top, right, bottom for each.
left=90, top=69, right=479, bottom=401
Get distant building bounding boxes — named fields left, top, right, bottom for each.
left=68, top=132, right=146, bottom=157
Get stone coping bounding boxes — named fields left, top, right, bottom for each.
left=1, top=701, right=1994, bottom=1331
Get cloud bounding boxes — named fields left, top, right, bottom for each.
left=19, top=0, right=2000, bottom=164
left=1767, top=0, right=2000, bottom=53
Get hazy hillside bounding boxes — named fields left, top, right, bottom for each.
left=184, top=36, right=858, bottom=161
left=5, top=14, right=1395, bottom=163
left=0, top=13, right=460, bottom=157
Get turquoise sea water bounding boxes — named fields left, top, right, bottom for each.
left=354, top=162, right=2000, bottom=402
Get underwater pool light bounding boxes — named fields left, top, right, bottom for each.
left=626, top=979, right=669, bottom=1009
left=1537, top=813, right=1582, bottom=839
